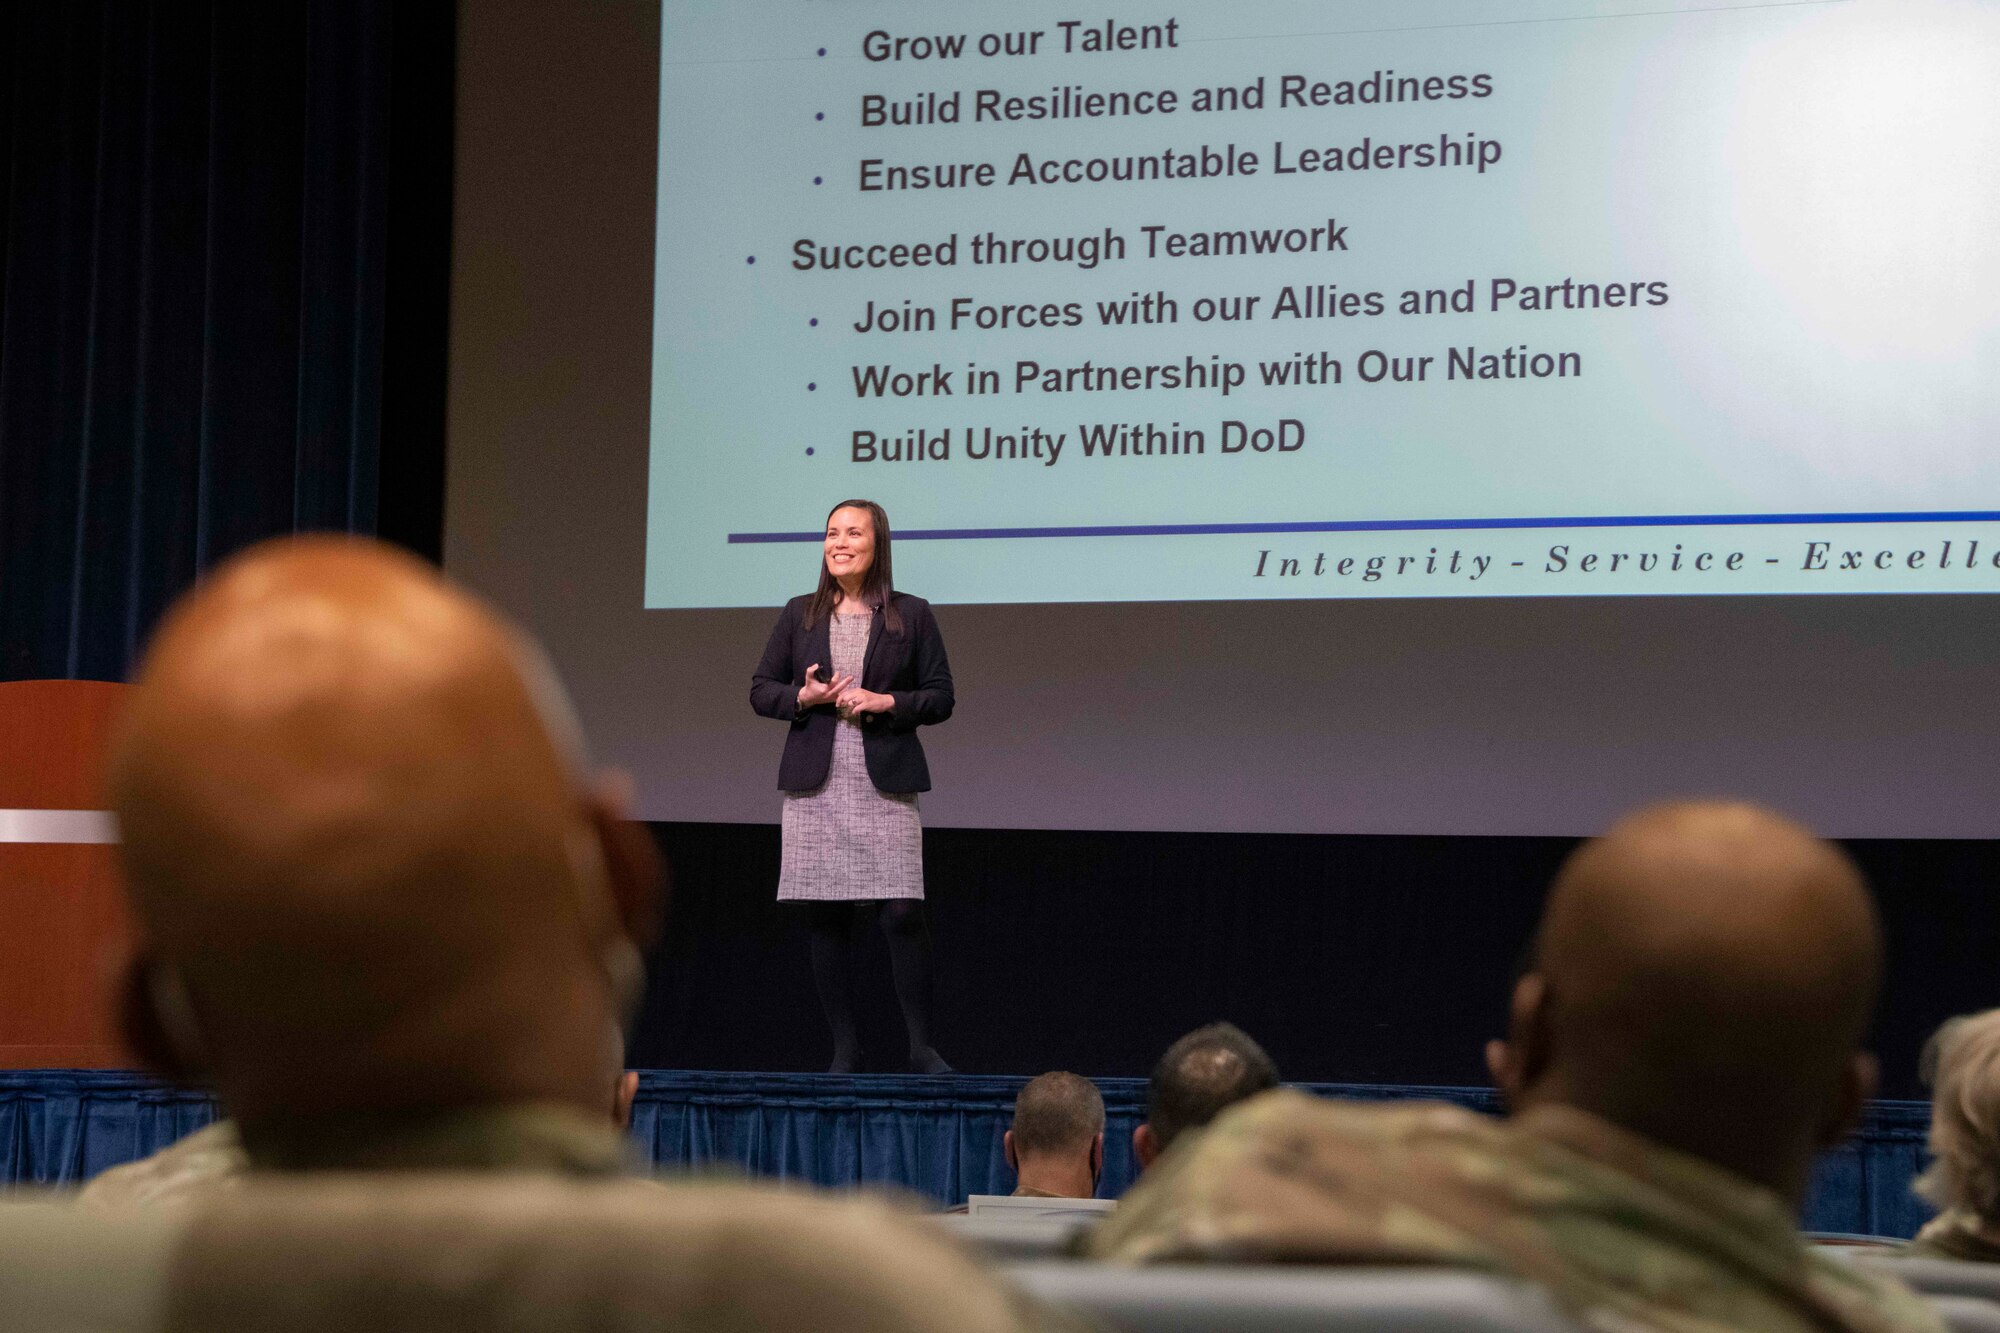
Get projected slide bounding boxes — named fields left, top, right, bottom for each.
left=647, top=0, right=2000, bottom=607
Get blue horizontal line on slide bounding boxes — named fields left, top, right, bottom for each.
left=727, top=510, right=2000, bottom=544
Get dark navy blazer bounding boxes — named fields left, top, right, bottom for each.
left=750, top=591, right=955, bottom=793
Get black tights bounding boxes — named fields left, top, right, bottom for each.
left=806, top=900, right=949, bottom=1074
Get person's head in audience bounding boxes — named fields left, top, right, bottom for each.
left=1914, top=1008, right=2000, bottom=1245
left=108, top=535, right=661, bottom=1160
left=1492, top=800, right=1881, bottom=1203
left=1005, top=1071, right=1105, bottom=1199
left=1134, top=1022, right=1279, bottom=1170
left=1088, top=802, right=1936, bottom=1331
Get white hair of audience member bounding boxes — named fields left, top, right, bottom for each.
left=1916, top=1008, right=2000, bottom=1220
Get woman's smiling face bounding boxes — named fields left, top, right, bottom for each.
left=824, top=506, right=874, bottom=583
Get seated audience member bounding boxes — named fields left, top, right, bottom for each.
left=72, top=537, right=1079, bottom=1333
left=1091, top=801, right=1944, bottom=1333
left=1907, top=1008, right=2000, bottom=1260
left=1132, top=1021, right=1278, bottom=1170
left=1006, top=1071, right=1105, bottom=1199
left=96, top=536, right=659, bottom=1186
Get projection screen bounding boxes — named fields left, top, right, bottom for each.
left=447, top=0, right=2000, bottom=837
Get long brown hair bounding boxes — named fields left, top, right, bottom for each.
left=806, top=499, right=901, bottom=633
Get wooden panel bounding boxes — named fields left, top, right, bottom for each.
left=0, top=681, right=134, bottom=1067
left=0, top=680, right=128, bottom=809
left=0, top=845, right=133, bottom=1067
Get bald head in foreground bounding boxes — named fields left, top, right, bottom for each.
left=109, top=536, right=656, bottom=1168
left=1501, top=800, right=1881, bottom=1201
left=1092, top=802, right=1943, bottom=1333
left=93, top=538, right=1073, bottom=1332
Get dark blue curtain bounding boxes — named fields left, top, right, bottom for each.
left=0, top=1071, right=217, bottom=1187
left=0, top=0, right=451, bottom=683
left=0, top=1070, right=1937, bottom=1239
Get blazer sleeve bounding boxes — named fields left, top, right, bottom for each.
left=750, top=601, right=804, bottom=723
left=886, top=601, right=954, bottom=733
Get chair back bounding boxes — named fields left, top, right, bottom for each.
left=966, top=1193, right=1116, bottom=1220
left=0, top=1192, right=183, bottom=1331
left=935, top=1211, right=1096, bottom=1258
left=1933, top=1295, right=2000, bottom=1333
left=0, top=1175, right=1053, bottom=1333
left=1003, top=1260, right=1585, bottom=1332
left=1859, top=1256, right=2000, bottom=1301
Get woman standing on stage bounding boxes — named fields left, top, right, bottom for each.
left=751, top=499, right=956, bottom=1073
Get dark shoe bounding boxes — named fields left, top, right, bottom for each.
left=908, top=1047, right=954, bottom=1075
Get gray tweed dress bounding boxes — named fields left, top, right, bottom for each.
left=776, top=610, right=924, bottom=901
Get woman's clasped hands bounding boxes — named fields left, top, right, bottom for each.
left=799, top=665, right=893, bottom=720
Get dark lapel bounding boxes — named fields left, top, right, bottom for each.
left=860, top=596, right=888, bottom=687
left=804, top=603, right=834, bottom=680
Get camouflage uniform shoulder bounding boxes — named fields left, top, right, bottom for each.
left=1093, top=1094, right=1947, bottom=1333
left=77, top=1119, right=248, bottom=1211
left=1089, top=1089, right=1510, bottom=1266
